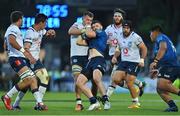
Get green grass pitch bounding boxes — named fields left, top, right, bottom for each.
left=0, top=92, right=180, bottom=115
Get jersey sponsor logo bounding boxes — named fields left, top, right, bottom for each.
left=164, top=74, right=170, bottom=78
left=123, top=48, right=128, bottom=55
left=15, top=60, right=21, bottom=66
left=73, top=59, right=78, bottom=63
left=112, top=39, right=118, bottom=45
left=128, top=42, right=132, bottom=47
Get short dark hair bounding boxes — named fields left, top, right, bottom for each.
left=10, top=11, right=23, bottom=23
left=83, top=11, right=94, bottom=18
left=151, top=25, right=163, bottom=32
left=114, top=8, right=126, bottom=17
left=122, top=20, right=133, bottom=29
left=35, top=13, right=48, bottom=24
left=91, top=20, right=102, bottom=26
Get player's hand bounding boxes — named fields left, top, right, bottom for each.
left=46, top=29, right=56, bottom=38
left=107, top=39, right=112, bottom=45
left=150, top=62, right=157, bottom=71
left=112, top=56, right=117, bottom=64
left=23, top=51, right=36, bottom=64
left=138, top=58, right=144, bottom=67
left=149, top=69, right=159, bottom=79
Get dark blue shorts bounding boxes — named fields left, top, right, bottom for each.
left=116, top=61, right=140, bottom=76
left=71, top=56, right=88, bottom=74
left=27, top=59, right=45, bottom=72
left=81, top=56, right=106, bottom=80
left=8, top=57, right=29, bottom=73
left=158, top=66, right=180, bottom=82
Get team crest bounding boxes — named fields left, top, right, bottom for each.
left=128, top=42, right=132, bottom=47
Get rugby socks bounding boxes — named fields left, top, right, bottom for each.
left=132, top=97, right=139, bottom=103
left=107, top=85, right=115, bottom=97
left=102, top=95, right=109, bottom=102
left=32, top=88, right=42, bottom=103
left=167, top=100, right=177, bottom=108
left=7, top=85, right=20, bottom=98
left=39, top=84, right=48, bottom=100
left=134, top=79, right=143, bottom=88
left=89, top=97, right=97, bottom=104
left=13, top=92, right=25, bottom=107
left=76, top=98, right=82, bottom=104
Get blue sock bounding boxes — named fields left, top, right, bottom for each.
left=102, top=95, right=109, bottom=101
left=89, top=97, right=97, bottom=104
left=167, top=100, right=177, bottom=108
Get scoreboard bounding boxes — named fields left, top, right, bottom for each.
left=22, top=4, right=68, bottom=29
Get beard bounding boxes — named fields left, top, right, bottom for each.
left=114, top=19, right=123, bottom=25
left=123, top=32, right=131, bottom=37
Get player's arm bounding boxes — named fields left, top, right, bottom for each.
left=9, top=34, right=35, bottom=64
left=8, top=35, right=23, bottom=51
left=138, top=42, right=147, bottom=67
left=24, top=42, right=31, bottom=51
left=150, top=41, right=167, bottom=69
left=68, top=26, right=85, bottom=35
left=85, top=29, right=96, bottom=38
left=112, top=45, right=120, bottom=64
left=76, top=36, right=88, bottom=46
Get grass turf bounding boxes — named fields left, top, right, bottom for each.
left=0, top=92, right=180, bottom=115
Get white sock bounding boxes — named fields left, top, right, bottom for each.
left=39, top=86, right=47, bottom=100
left=76, top=100, right=82, bottom=105
left=13, top=91, right=25, bottom=107
left=106, top=86, right=115, bottom=97
left=33, top=91, right=42, bottom=103
left=132, top=97, right=139, bottom=103
left=7, top=86, right=19, bottom=98
left=134, top=79, right=142, bottom=87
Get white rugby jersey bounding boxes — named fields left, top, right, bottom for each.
left=118, top=32, right=143, bottom=63
left=105, top=24, right=122, bottom=56
left=70, top=22, right=88, bottom=57
left=24, top=27, right=46, bottom=60
left=4, top=24, right=24, bottom=57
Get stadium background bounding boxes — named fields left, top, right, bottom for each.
left=0, top=0, right=180, bottom=115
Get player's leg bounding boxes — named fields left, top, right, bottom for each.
left=91, top=79, right=98, bottom=97
left=157, top=88, right=178, bottom=112
left=93, top=69, right=110, bottom=110
left=76, top=73, right=100, bottom=111
left=13, top=60, right=48, bottom=110
left=125, top=74, right=140, bottom=108
left=35, top=68, right=49, bottom=100
left=106, top=70, right=126, bottom=98
left=71, top=56, right=85, bottom=110
left=73, top=72, right=84, bottom=110
left=158, top=78, right=180, bottom=95
left=107, top=64, right=118, bottom=94
left=12, top=88, right=28, bottom=110
left=134, top=79, right=146, bottom=97
left=155, top=66, right=180, bottom=112
left=2, top=66, right=36, bottom=110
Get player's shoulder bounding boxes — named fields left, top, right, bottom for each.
left=157, top=34, right=168, bottom=42
left=26, top=27, right=35, bottom=33
left=8, top=24, right=19, bottom=32
left=131, top=32, right=141, bottom=39
left=72, top=22, right=83, bottom=28
left=105, top=24, right=114, bottom=30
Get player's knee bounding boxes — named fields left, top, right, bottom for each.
left=35, top=69, right=49, bottom=85
left=19, top=69, right=35, bottom=81
left=76, top=75, right=86, bottom=88
left=126, top=80, right=134, bottom=88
